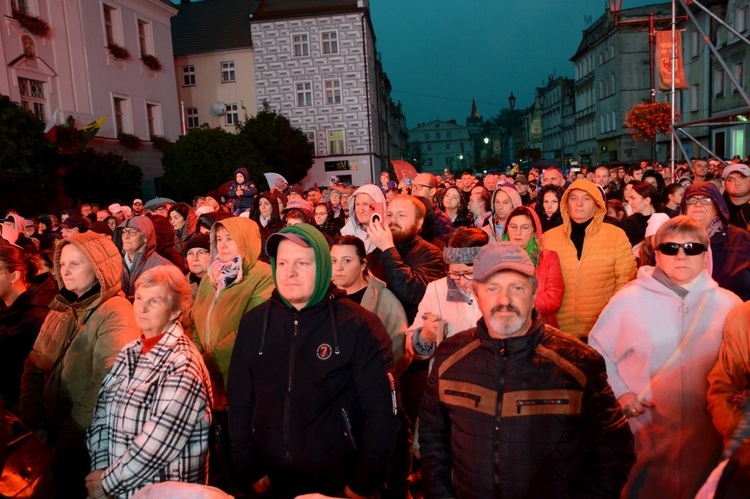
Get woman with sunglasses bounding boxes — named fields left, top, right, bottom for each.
left=589, top=216, right=742, bottom=499
left=679, top=181, right=750, bottom=301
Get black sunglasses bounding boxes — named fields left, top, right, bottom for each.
left=657, top=242, right=707, bottom=256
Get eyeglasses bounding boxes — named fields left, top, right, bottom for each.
left=447, top=270, right=474, bottom=281
left=121, top=228, right=140, bottom=238
left=684, top=197, right=713, bottom=206
left=412, top=183, right=433, bottom=191
left=657, top=242, right=707, bottom=256
left=314, top=211, right=328, bottom=217
left=186, top=249, right=209, bottom=258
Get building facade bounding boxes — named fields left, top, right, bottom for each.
left=249, top=0, right=403, bottom=187
left=171, top=0, right=257, bottom=133
left=2, top=0, right=180, bottom=197
left=539, top=76, right=576, bottom=165
left=408, top=120, right=473, bottom=174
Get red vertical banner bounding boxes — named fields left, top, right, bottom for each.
left=656, top=30, right=688, bottom=90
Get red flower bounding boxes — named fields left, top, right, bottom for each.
left=624, top=102, right=680, bottom=141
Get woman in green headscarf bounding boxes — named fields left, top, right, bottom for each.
left=501, top=205, right=565, bottom=327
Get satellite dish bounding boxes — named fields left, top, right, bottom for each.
left=210, top=101, right=227, bottom=117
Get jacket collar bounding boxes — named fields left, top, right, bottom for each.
left=474, top=310, right=545, bottom=357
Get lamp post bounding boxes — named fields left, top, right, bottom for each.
left=506, top=92, right=516, bottom=164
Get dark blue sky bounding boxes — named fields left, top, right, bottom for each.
left=369, top=0, right=659, bottom=128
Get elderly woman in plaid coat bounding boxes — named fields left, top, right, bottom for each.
left=85, top=266, right=212, bottom=498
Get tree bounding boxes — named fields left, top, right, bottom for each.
left=61, top=149, right=142, bottom=205
left=0, top=95, right=56, bottom=215
left=235, top=101, right=313, bottom=189
left=406, top=141, right=424, bottom=171
left=160, top=125, right=258, bottom=202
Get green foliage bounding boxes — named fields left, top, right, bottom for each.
left=160, top=102, right=313, bottom=200
left=235, top=101, right=313, bottom=189
left=160, top=125, right=258, bottom=202
left=61, top=149, right=142, bottom=205
left=0, top=94, right=56, bottom=215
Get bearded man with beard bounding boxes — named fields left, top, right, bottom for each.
left=418, top=242, right=635, bottom=498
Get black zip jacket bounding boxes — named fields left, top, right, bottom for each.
left=419, top=312, right=635, bottom=498
left=228, top=288, right=401, bottom=497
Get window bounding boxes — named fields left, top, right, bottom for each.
left=12, top=0, right=29, bottom=14
left=296, top=81, right=312, bottom=107
left=328, top=129, right=344, bottom=155
left=435, top=132, right=440, bottom=140
left=137, top=20, right=152, bottom=57
left=714, top=68, right=725, bottom=96
left=292, top=34, right=309, bottom=57
left=146, top=103, right=161, bottom=137
left=446, top=132, right=452, bottom=139
left=103, top=4, right=117, bottom=45
left=182, top=65, right=195, bottom=86
left=690, top=30, right=700, bottom=58
left=322, top=31, right=338, bottom=54
left=445, top=143, right=450, bottom=150
left=113, top=96, right=130, bottom=134
left=18, top=77, right=45, bottom=121
left=690, top=84, right=700, bottom=112
left=324, top=79, right=341, bottom=105
left=225, top=103, right=239, bottom=126
left=427, top=144, right=432, bottom=152
left=186, top=107, right=199, bottom=129
left=304, top=131, right=315, bottom=142
left=732, top=62, right=744, bottom=94
left=221, top=61, right=235, bottom=83
left=737, top=6, right=747, bottom=33
left=424, top=133, right=429, bottom=140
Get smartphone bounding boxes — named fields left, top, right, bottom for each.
left=404, top=178, right=414, bottom=186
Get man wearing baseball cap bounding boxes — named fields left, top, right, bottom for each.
left=723, top=163, right=750, bottom=230
left=419, top=242, right=635, bottom=498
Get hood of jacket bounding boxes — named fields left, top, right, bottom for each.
left=234, top=167, right=251, bottom=185
left=4, top=214, right=25, bottom=233
left=560, top=179, right=606, bottom=233
left=679, top=181, right=730, bottom=223
left=53, top=232, right=124, bottom=305
left=148, top=213, right=179, bottom=253
left=115, top=215, right=158, bottom=257
left=344, top=184, right=386, bottom=233
left=169, top=202, right=198, bottom=241
left=501, top=205, right=546, bottom=245
left=251, top=193, right=282, bottom=224
left=0, top=225, right=19, bottom=246
left=210, top=216, right=261, bottom=274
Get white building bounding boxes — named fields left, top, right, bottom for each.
left=250, top=0, right=399, bottom=187
left=1, top=0, right=181, bottom=197
left=408, top=120, right=473, bottom=174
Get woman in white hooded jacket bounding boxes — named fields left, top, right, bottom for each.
left=339, top=184, right=387, bottom=254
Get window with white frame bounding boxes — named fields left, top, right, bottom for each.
left=146, top=103, right=162, bottom=137
left=18, top=77, right=45, bottom=121
left=321, top=31, right=338, bottom=54
left=732, top=62, right=744, bottom=94
left=445, top=143, right=450, bottom=150
left=296, top=81, right=312, bottom=107
left=446, top=132, right=452, bottom=139
left=137, top=19, right=152, bottom=58
left=714, top=68, right=725, bottom=96
left=186, top=107, right=199, bottom=129
left=225, top=103, right=239, bottom=126
left=324, top=79, right=341, bottom=105
left=221, top=61, right=236, bottom=83
left=328, top=129, right=344, bottom=155
left=292, top=34, right=309, bottom=57
left=304, top=131, right=315, bottom=142
left=736, top=6, right=747, bottom=33
left=611, top=111, right=616, bottom=131
left=113, top=96, right=131, bottom=135
left=102, top=4, right=122, bottom=46
left=690, top=84, right=700, bottom=112
left=424, top=133, right=429, bottom=140
left=435, top=132, right=441, bottom=140
left=182, top=65, right=195, bottom=86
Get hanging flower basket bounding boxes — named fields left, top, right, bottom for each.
left=107, top=43, right=131, bottom=61
left=12, top=9, right=50, bottom=37
left=118, top=133, right=142, bottom=149
left=624, top=102, right=680, bottom=142
left=141, top=54, right=162, bottom=72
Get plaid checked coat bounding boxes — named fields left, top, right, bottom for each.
left=86, top=322, right=212, bottom=498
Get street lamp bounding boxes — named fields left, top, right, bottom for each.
left=508, top=92, right=516, bottom=110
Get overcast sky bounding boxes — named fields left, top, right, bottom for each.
left=369, top=0, right=660, bottom=128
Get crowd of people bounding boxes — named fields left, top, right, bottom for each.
left=0, top=157, right=749, bottom=498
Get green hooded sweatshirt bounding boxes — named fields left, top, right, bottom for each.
left=191, top=217, right=274, bottom=410
left=269, top=224, right=332, bottom=309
